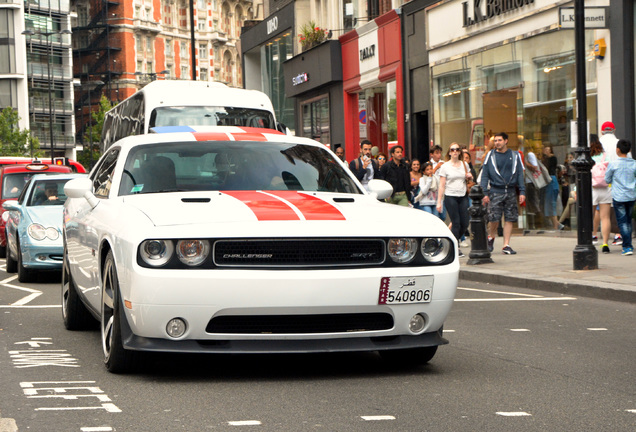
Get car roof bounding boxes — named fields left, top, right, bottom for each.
left=112, top=126, right=326, bottom=150
left=1, top=164, right=72, bottom=174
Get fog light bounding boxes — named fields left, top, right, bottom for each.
left=409, top=314, right=426, bottom=334
left=37, top=255, right=47, bottom=261
left=166, top=318, right=187, bottom=338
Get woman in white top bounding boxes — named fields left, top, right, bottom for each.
left=436, top=143, right=473, bottom=257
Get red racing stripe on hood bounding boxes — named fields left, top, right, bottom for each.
left=223, top=191, right=300, bottom=221
left=267, top=191, right=346, bottom=220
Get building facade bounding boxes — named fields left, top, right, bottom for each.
left=20, top=0, right=75, bottom=156
left=0, top=0, right=30, bottom=130
left=71, top=0, right=261, bottom=144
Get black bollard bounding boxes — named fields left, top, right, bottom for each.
left=467, top=185, right=494, bottom=265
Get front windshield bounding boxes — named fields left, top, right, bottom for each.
left=27, top=179, right=68, bottom=206
left=2, top=173, right=38, bottom=199
left=149, top=106, right=276, bottom=129
left=118, top=141, right=361, bottom=196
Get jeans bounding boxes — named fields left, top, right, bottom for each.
left=612, top=199, right=634, bottom=250
left=420, top=205, right=440, bottom=218
left=444, top=194, right=470, bottom=241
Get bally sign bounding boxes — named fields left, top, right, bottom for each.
left=462, top=0, right=535, bottom=27
left=360, top=44, right=376, bottom=61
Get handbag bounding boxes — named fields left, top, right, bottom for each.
left=539, top=161, right=552, bottom=184
left=464, top=162, right=476, bottom=190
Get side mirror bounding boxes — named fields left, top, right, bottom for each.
left=64, top=177, right=99, bottom=208
left=2, top=200, right=21, bottom=212
left=276, top=122, right=291, bottom=135
left=367, top=179, right=393, bottom=201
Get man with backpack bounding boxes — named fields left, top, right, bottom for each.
left=479, top=132, right=526, bottom=255
left=349, top=139, right=383, bottom=191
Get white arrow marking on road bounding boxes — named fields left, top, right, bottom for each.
left=14, top=340, right=53, bottom=347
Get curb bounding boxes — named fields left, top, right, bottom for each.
left=459, top=269, right=636, bottom=304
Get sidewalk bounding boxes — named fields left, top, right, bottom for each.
left=459, top=232, right=636, bottom=303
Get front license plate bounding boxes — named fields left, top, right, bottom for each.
left=378, top=276, right=433, bottom=305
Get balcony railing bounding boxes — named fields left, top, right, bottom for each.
left=27, top=63, right=73, bottom=81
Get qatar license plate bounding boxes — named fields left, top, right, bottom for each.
left=378, top=276, right=433, bottom=305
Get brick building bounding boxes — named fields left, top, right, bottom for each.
left=71, top=0, right=262, bottom=143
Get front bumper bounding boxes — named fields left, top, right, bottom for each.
left=21, top=242, right=63, bottom=270
left=119, top=265, right=458, bottom=353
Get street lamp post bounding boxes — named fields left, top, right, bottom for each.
left=22, top=28, right=72, bottom=159
left=572, top=0, right=598, bottom=270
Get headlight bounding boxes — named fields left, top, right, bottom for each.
left=387, top=238, right=418, bottom=263
left=176, top=239, right=210, bottom=266
left=420, top=238, right=453, bottom=263
left=28, top=224, right=47, bottom=240
left=46, top=227, right=59, bottom=240
left=140, top=239, right=174, bottom=267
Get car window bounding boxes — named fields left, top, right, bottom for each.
left=2, top=173, right=37, bottom=200
left=118, top=141, right=362, bottom=196
left=27, top=179, right=69, bottom=206
left=92, top=149, right=120, bottom=198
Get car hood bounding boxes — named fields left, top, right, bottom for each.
left=26, top=205, right=64, bottom=226
left=122, top=191, right=449, bottom=236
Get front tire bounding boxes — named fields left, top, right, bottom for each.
left=101, top=250, right=137, bottom=373
left=379, top=346, right=438, bottom=366
left=17, top=239, right=34, bottom=283
left=62, top=248, right=94, bottom=330
left=5, top=241, right=17, bottom=273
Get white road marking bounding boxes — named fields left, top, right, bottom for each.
left=227, top=420, right=262, bottom=426
left=626, top=409, right=636, bottom=414
left=510, top=329, right=530, bottom=332
left=458, top=287, right=543, bottom=297
left=361, top=416, right=396, bottom=421
left=496, top=412, right=532, bottom=417
left=456, top=297, right=577, bottom=302
left=587, top=328, right=608, bottom=331
left=443, top=329, right=455, bottom=333
left=35, top=403, right=121, bottom=413
left=81, top=428, right=113, bottom=432
left=0, top=305, right=61, bottom=308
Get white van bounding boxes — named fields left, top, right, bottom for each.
left=100, top=80, right=283, bottom=151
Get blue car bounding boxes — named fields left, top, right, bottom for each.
left=2, top=173, right=86, bottom=282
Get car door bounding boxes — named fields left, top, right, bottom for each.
left=66, top=149, right=120, bottom=312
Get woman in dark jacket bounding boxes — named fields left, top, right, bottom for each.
left=542, top=144, right=562, bottom=230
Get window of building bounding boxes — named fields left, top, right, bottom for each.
left=135, top=5, right=141, bottom=18
left=145, top=7, right=152, bottom=21
left=301, top=95, right=330, bottom=146
left=136, top=36, right=143, bottom=54
left=198, top=21, right=206, bottom=31
left=200, top=67, right=208, bottom=81
left=197, top=0, right=206, bottom=10
left=180, top=42, right=188, bottom=58
left=181, top=65, right=189, bottom=79
left=0, top=10, right=16, bottom=74
left=146, top=36, right=153, bottom=54
left=261, top=32, right=295, bottom=132
left=137, top=60, right=143, bottom=72
left=199, top=43, right=207, bottom=59
left=0, top=80, right=18, bottom=109
left=165, top=39, right=173, bottom=56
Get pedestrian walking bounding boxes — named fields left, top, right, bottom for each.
left=604, top=139, right=636, bottom=256
left=436, top=143, right=472, bottom=258
left=380, top=145, right=411, bottom=206
left=349, top=139, right=382, bottom=191
left=410, top=159, right=423, bottom=207
left=414, top=162, right=440, bottom=217
left=479, top=132, right=526, bottom=255
left=590, top=134, right=612, bottom=253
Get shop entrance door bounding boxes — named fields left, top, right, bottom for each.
left=482, top=87, right=528, bottom=230
left=482, top=88, right=521, bottom=151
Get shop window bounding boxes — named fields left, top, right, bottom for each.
left=260, top=32, right=295, bottom=133
left=436, top=72, right=469, bottom=122
left=301, top=95, right=330, bottom=146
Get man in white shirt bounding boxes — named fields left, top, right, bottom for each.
left=600, top=121, right=620, bottom=162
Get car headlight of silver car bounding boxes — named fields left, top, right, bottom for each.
left=420, top=237, right=453, bottom=263
left=140, top=239, right=174, bottom=267
left=27, top=224, right=59, bottom=241
left=176, top=240, right=210, bottom=266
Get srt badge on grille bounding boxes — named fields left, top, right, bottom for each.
left=350, top=253, right=376, bottom=258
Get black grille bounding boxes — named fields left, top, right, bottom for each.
left=214, top=239, right=385, bottom=267
left=206, top=313, right=394, bottom=334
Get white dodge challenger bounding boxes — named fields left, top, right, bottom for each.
left=62, top=127, right=458, bottom=373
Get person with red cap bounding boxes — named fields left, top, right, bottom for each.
left=599, top=121, right=620, bottom=162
